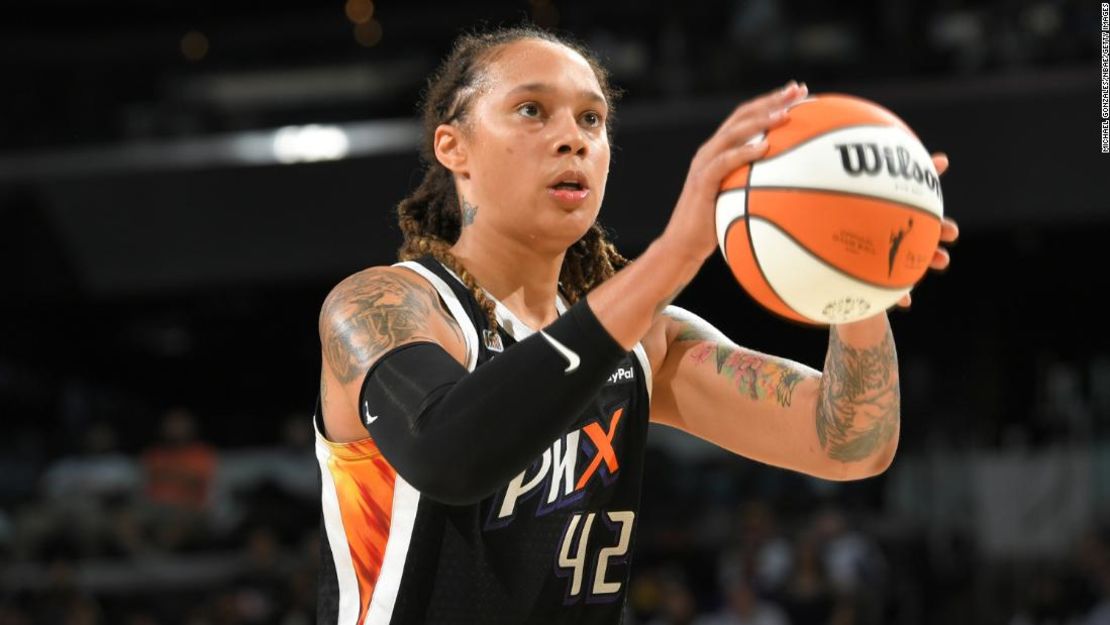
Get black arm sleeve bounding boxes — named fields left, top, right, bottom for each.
left=359, top=296, right=629, bottom=505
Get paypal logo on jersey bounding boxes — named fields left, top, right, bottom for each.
left=606, top=365, right=635, bottom=385
left=486, top=405, right=626, bottom=529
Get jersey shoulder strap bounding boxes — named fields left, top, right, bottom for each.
left=391, top=255, right=482, bottom=371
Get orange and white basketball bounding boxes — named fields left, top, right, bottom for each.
left=715, top=93, right=944, bottom=325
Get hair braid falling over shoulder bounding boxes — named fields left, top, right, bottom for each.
left=395, top=25, right=629, bottom=332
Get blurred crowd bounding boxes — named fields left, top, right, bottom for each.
left=2, top=400, right=1110, bottom=625
left=0, top=409, right=318, bottom=625
left=627, top=444, right=1110, bottom=625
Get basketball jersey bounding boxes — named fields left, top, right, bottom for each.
left=314, top=254, right=654, bottom=625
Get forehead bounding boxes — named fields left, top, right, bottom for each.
left=482, top=39, right=603, bottom=100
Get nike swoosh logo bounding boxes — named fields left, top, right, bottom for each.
left=362, top=400, right=378, bottom=424
left=539, top=330, right=580, bottom=374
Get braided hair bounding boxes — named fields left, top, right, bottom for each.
left=396, top=25, right=629, bottom=331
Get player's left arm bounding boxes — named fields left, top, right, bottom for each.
left=650, top=307, right=898, bottom=480
left=648, top=155, right=958, bottom=481
left=649, top=233, right=959, bottom=480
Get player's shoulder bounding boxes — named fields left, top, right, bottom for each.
left=319, top=264, right=439, bottom=329
left=318, top=262, right=470, bottom=374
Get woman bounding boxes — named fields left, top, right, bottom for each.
left=314, top=25, right=958, bottom=625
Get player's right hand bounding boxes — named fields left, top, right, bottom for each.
left=660, top=80, right=809, bottom=263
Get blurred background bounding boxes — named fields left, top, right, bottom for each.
left=0, top=0, right=1107, bottom=624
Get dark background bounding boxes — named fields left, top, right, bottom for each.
left=1, top=1, right=1108, bottom=624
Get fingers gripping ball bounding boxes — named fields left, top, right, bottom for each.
left=714, top=93, right=944, bottom=325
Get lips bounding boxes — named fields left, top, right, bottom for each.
left=547, top=186, right=590, bottom=207
left=547, top=169, right=589, bottom=191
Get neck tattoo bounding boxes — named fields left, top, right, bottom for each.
left=461, top=199, right=478, bottom=226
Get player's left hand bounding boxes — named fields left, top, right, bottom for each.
left=896, top=153, right=958, bottom=308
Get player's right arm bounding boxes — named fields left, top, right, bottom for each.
left=319, top=266, right=468, bottom=443
left=317, top=265, right=629, bottom=506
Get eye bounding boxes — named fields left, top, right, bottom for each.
left=517, top=102, right=542, bottom=119
left=582, top=111, right=603, bottom=128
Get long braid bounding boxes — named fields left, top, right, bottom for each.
left=396, top=25, right=628, bottom=331
left=559, top=221, right=630, bottom=305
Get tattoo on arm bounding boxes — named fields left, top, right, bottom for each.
left=319, top=270, right=443, bottom=384
left=674, top=317, right=810, bottom=408
left=461, top=199, right=478, bottom=226
left=815, top=327, right=899, bottom=463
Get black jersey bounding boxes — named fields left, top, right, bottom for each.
left=314, top=254, right=654, bottom=625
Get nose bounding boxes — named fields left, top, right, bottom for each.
left=551, top=110, right=587, bottom=157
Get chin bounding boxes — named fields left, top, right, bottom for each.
left=529, top=222, right=593, bottom=256
left=556, top=203, right=598, bottom=229
left=528, top=198, right=598, bottom=236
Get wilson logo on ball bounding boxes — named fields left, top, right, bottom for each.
left=834, top=143, right=943, bottom=199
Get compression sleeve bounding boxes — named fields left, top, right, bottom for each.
left=359, top=296, right=629, bottom=505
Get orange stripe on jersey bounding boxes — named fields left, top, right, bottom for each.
left=322, top=437, right=397, bottom=624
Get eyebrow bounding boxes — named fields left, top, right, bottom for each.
left=505, top=82, right=607, bottom=106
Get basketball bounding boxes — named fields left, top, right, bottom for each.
left=714, top=93, right=944, bottom=325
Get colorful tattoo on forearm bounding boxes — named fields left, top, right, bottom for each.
left=677, top=325, right=805, bottom=408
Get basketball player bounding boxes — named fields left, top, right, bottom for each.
left=314, top=26, right=959, bottom=625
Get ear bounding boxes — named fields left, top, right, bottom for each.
left=433, top=123, right=468, bottom=177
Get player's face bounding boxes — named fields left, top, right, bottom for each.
left=459, top=39, right=611, bottom=251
